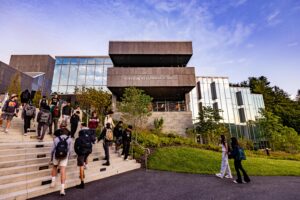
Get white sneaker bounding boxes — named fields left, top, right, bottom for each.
left=215, top=173, right=223, bottom=178
left=4, top=129, right=8, bottom=133
left=121, top=155, right=124, bottom=158
left=50, top=181, right=56, bottom=188
left=84, top=164, right=88, bottom=170
left=225, top=175, right=233, bottom=179
left=60, top=189, right=65, bottom=196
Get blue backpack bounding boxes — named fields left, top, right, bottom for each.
left=238, top=147, right=246, bottom=160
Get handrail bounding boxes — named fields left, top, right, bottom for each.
left=132, top=140, right=150, bottom=170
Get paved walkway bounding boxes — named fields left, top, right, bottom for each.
left=34, top=169, right=300, bottom=200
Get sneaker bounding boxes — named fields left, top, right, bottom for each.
left=225, top=175, right=233, bottom=179
left=84, top=164, right=88, bottom=170
left=4, top=129, right=8, bottom=133
left=121, top=155, right=124, bottom=158
left=60, top=189, right=66, bottom=196
left=76, top=183, right=85, bottom=189
left=215, top=173, right=223, bottom=179
left=233, top=180, right=242, bottom=184
left=24, top=133, right=27, bottom=136
left=124, top=158, right=129, bottom=161
left=50, top=181, right=56, bottom=188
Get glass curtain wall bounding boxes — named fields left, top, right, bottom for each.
left=189, top=76, right=265, bottom=141
left=51, top=56, right=113, bottom=94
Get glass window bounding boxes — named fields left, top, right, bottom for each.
left=59, top=65, right=69, bottom=85
left=66, top=86, right=75, bottom=94
left=56, top=58, right=63, bottom=65
left=87, top=58, right=95, bottom=65
left=94, top=66, right=104, bottom=85
left=70, top=58, right=78, bottom=64
left=80, top=58, right=87, bottom=64
left=58, top=86, right=67, bottom=94
left=51, top=85, right=58, bottom=93
left=95, top=58, right=105, bottom=64
left=77, top=65, right=86, bottom=85
left=197, top=81, right=202, bottom=100
left=239, top=108, right=246, bottom=123
left=236, top=91, right=243, bottom=106
left=86, top=66, right=95, bottom=85
left=62, top=58, right=70, bottom=64
left=68, top=65, right=78, bottom=85
left=104, top=58, right=113, bottom=65
left=211, top=82, right=217, bottom=100
left=52, top=65, right=61, bottom=85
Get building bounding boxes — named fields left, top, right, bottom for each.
left=51, top=56, right=113, bottom=94
left=0, top=57, right=49, bottom=95
left=107, top=41, right=196, bottom=134
left=189, top=76, right=265, bottom=141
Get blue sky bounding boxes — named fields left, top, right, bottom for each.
left=0, top=0, right=299, bottom=97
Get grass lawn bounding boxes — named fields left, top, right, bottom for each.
left=148, top=146, right=300, bottom=176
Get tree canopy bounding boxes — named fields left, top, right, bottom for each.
left=118, top=87, right=153, bottom=129
left=7, top=72, right=21, bottom=96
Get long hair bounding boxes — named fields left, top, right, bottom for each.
left=231, top=137, right=239, bottom=149
left=221, top=135, right=226, bottom=146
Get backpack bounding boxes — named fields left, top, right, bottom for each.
left=105, top=128, right=113, bottom=141
left=39, top=111, right=50, bottom=123
left=25, top=105, right=35, bottom=117
left=74, top=131, right=93, bottom=155
left=53, top=106, right=60, bottom=118
left=40, top=99, right=47, bottom=108
left=55, top=136, right=69, bottom=159
left=238, top=147, right=246, bottom=160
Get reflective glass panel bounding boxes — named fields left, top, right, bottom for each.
left=86, top=66, right=95, bottom=85
left=68, top=65, right=78, bottom=85
left=94, top=66, right=104, bottom=85
left=66, top=86, right=75, bottom=94
left=87, top=58, right=95, bottom=65
left=56, top=58, right=63, bottom=65
left=70, top=58, right=78, bottom=64
left=77, top=65, right=86, bottom=85
left=60, top=66, right=69, bottom=85
left=80, top=58, right=87, bottom=64
left=52, top=65, right=61, bottom=85
left=58, top=86, right=67, bottom=94
left=62, top=58, right=70, bottom=64
left=95, top=58, right=105, bottom=64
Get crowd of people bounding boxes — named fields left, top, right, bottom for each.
left=1, top=92, right=133, bottom=196
left=0, top=92, right=251, bottom=196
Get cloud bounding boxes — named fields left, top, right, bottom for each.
left=288, top=42, right=298, bottom=47
left=266, top=10, right=282, bottom=26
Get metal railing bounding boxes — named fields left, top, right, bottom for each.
left=131, top=140, right=150, bottom=170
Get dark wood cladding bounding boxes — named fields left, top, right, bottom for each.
left=109, top=41, right=193, bottom=67
left=109, top=41, right=192, bottom=55
left=9, top=55, right=55, bottom=94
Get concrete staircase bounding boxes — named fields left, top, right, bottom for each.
left=0, top=116, right=141, bottom=200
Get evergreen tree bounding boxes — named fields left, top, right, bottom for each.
left=7, top=72, right=21, bottom=96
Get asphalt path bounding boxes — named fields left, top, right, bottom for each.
left=33, top=169, right=300, bottom=200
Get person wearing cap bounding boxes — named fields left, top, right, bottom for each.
left=1, top=94, right=19, bottom=133
left=54, top=121, right=71, bottom=138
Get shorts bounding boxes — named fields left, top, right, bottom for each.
left=77, top=154, right=90, bottom=166
left=1, top=113, right=14, bottom=121
left=53, top=157, right=69, bottom=167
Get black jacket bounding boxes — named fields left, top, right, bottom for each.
left=122, top=129, right=132, bottom=143
left=113, top=125, right=123, bottom=138
left=62, top=105, right=72, bottom=116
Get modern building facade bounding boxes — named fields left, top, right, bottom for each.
left=51, top=56, right=112, bottom=94
left=107, top=41, right=196, bottom=134
left=189, top=76, right=265, bottom=140
left=0, top=55, right=53, bottom=95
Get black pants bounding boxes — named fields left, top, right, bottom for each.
left=49, top=118, right=59, bottom=134
left=103, top=141, right=111, bottom=162
left=23, top=116, right=32, bottom=133
left=70, top=122, right=78, bottom=138
left=234, top=160, right=250, bottom=183
left=123, top=141, right=130, bottom=159
left=37, top=122, right=49, bottom=140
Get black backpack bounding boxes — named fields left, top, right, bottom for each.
left=74, top=131, right=93, bottom=155
left=40, top=99, right=47, bottom=108
left=55, top=136, right=69, bottom=159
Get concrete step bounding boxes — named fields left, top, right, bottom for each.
left=0, top=162, right=140, bottom=200
left=0, top=158, right=138, bottom=195
left=0, top=142, right=53, bottom=149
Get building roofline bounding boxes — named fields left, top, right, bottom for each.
left=10, top=54, right=55, bottom=60
left=109, top=40, right=192, bottom=43
left=196, top=76, right=229, bottom=79
left=55, top=55, right=109, bottom=58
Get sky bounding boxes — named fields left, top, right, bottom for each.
left=0, top=0, right=299, bottom=97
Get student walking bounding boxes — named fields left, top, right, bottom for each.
left=50, top=128, right=72, bottom=196
left=98, top=123, right=114, bottom=166
left=49, top=105, right=60, bottom=135
left=53, top=121, right=70, bottom=138
left=216, top=135, right=232, bottom=179
left=104, top=111, right=115, bottom=128
left=229, top=137, right=250, bottom=184
left=22, top=102, right=36, bottom=136
left=37, top=105, right=52, bottom=142
left=122, top=125, right=132, bottom=160
left=39, top=96, right=48, bottom=109
left=1, top=94, right=19, bottom=133
left=114, top=121, right=123, bottom=153
left=62, top=101, right=72, bottom=125
left=70, top=111, right=81, bottom=138
left=50, top=94, right=59, bottom=106
left=88, top=111, right=99, bottom=140
left=20, top=89, right=31, bottom=106
left=74, top=123, right=94, bottom=189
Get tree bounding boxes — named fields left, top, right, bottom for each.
left=32, top=90, right=42, bottom=108
left=7, top=72, right=21, bottom=96
left=118, top=87, right=153, bottom=129
left=256, top=109, right=300, bottom=153
left=75, top=87, right=112, bottom=125
left=195, top=106, right=229, bottom=145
